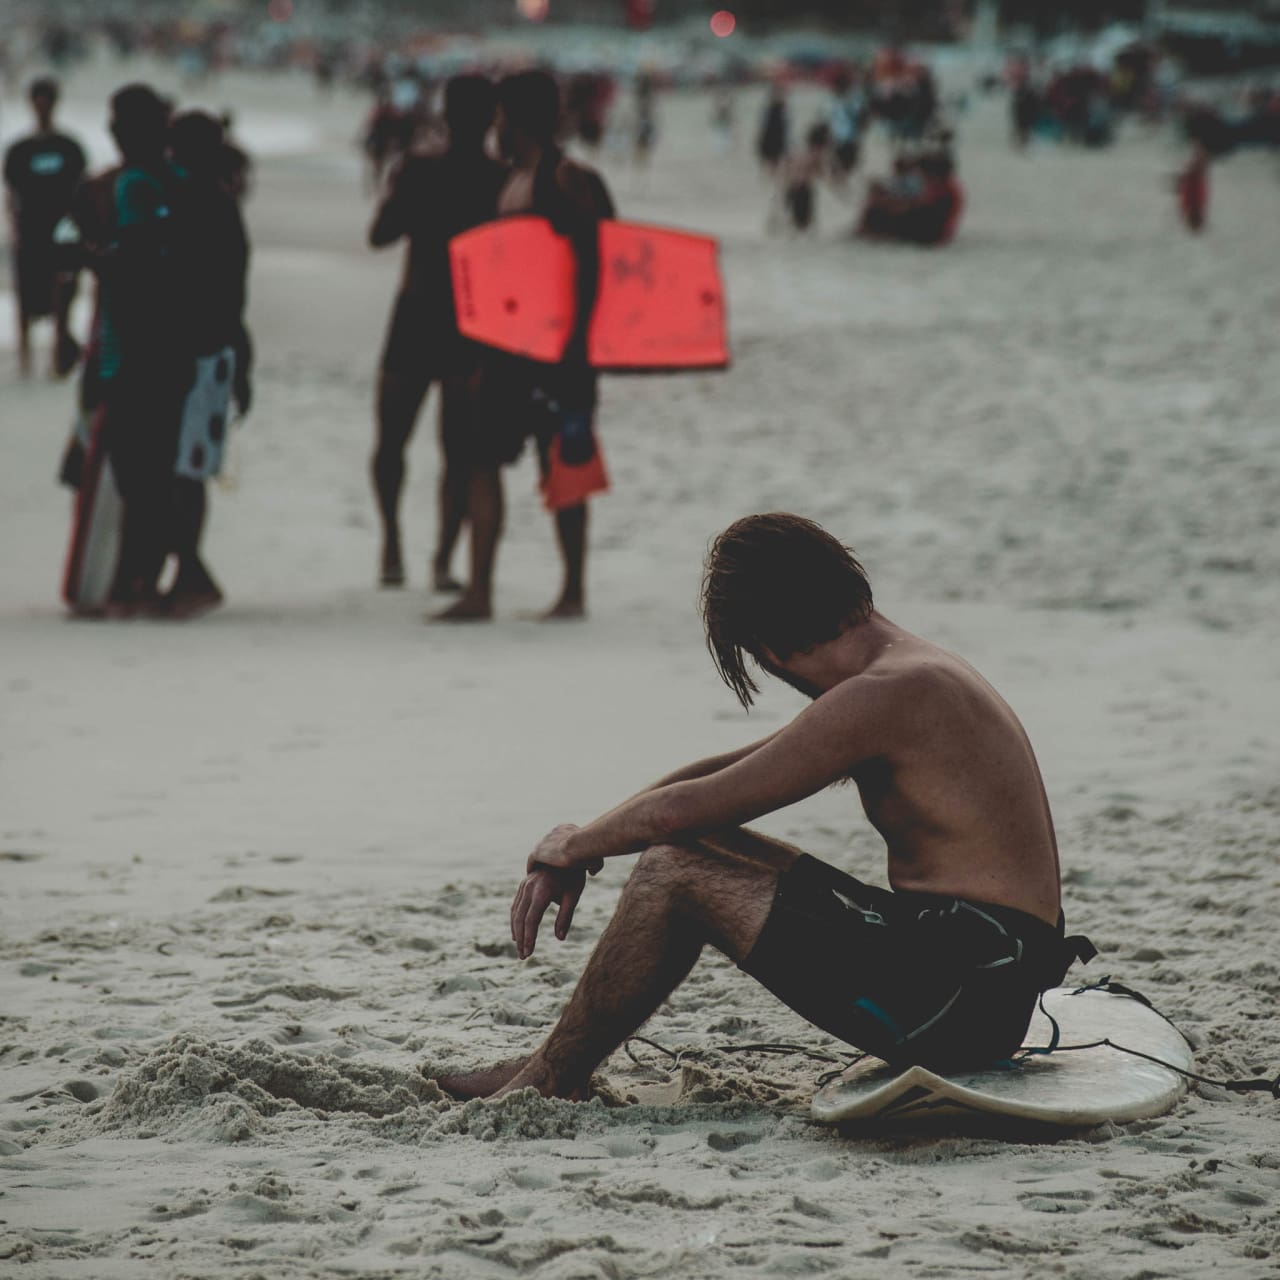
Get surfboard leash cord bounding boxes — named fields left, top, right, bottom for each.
left=623, top=1033, right=865, bottom=1080
left=1018, top=977, right=1280, bottom=1101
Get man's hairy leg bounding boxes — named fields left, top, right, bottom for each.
left=442, top=832, right=800, bottom=1101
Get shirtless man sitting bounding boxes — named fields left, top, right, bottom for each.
left=439, top=513, right=1092, bottom=1101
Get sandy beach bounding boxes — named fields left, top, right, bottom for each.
left=2, top=54, right=1280, bottom=1279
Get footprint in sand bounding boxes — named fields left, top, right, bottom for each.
left=706, top=1129, right=762, bottom=1153
left=149, top=1198, right=211, bottom=1221
left=1016, top=1188, right=1095, bottom=1215
left=598, top=1136, right=651, bottom=1158
left=800, top=1157, right=843, bottom=1183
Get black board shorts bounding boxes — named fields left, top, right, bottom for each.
left=471, top=357, right=599, bottom=473
left=740, top=855, right=1075, bottom=1071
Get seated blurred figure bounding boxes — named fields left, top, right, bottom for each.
left=857, top=139, right=963, bottom=248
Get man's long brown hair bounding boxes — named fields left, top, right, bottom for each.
left=701, top=513, right=873, bottom=708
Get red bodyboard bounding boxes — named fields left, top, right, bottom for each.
left=450, top=216, right=729, bottom=371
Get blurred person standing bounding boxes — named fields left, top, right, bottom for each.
left=162, top=110, right=253, bottom=616
left=828, top=68, right=867, bottom=180
left=633, top=72, right=657, bottom=167
left=54, top=139, right=125, bottom=495
left=94, top=84, right=190, bottom=613
left=1007, top=54, right=1039, bottom=150
left=781, top=123, right=832, bottom=234
left=711, top=84, right=736, bottom=152
left=439, top=70, right=615, bottom=622
left=4, top=76, right=86, bottom=377
left=1174, top=137, right=1210, bottom=234
left=363, top=77, right=423, bottom=194
left=756, top=84, right=789, bottom=176
left=217, top=112, right=253, bottom=203
left=368, top=74, right=507, bottom=590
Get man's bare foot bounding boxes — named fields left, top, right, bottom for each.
left=380, top=539, right=404, bottom=587
left=431, top=1057, right=529, bottom=1101
left=493, top=1055, right=589, bottom=1101
left=158, top=585, right=224, bottom=620
left=432, top=568, right=464, bottom=594
left=105, top=585, right=165, bottom=619
left=541, top=596, right=585, bottom=621
left=431, top=595, right=492, bottom=622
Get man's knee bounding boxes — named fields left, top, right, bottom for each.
left=630, top=843, right=700, bottom=894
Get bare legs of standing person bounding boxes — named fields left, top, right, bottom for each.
left=373, top=370, right=468, bottom=590
left=372, top=370, right=425, bottom=587
left=435, top=829, right=799, bottom=1099
left=435, top=483, right=588, bottom=623
left=432, top=375, right=472, bottom=593
left=164, top=478, right=223, bottom=618
left=15, top=297, right=32, bottom=378
left=105, top=375, right=181, bottom=614
left=546, top=502, right=587, bottom=619
left=434, top=466, right=503, bottom=621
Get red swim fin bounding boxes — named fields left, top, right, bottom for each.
left=542, top=425, right=609, bottom=512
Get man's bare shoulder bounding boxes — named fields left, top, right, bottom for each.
left=556, top=159, right=614, bottom=217
left=828, top=642, right=985, bottom=726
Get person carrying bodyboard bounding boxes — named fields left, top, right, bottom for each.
left=437, top=71, right=615, bottom=622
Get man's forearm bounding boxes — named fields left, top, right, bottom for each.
left=540, top=732, right=781, bottom=870
left=563, top=787, right=685, bottom=865
left=642, top=733, right=777, bottom=793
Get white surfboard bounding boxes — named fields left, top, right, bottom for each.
left=62, top=411, right=124, bottom=616
left=811, top=986, right=1192, bottom=1129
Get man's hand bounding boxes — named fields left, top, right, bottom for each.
left=510, top=865, right=586, bottom=960
left=511, top=825, right=606, bottom=959
left=525, top=822, right=583, bottom=873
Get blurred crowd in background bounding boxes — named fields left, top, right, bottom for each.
left=2, top=1, right=1278, bottom=154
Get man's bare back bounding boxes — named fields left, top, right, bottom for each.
left=834, top=626, right=1062, bottom=925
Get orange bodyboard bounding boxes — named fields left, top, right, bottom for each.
left=450, top=216, right=729, bottom=371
